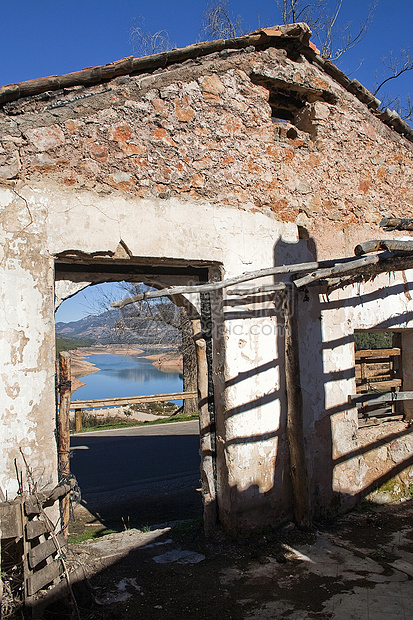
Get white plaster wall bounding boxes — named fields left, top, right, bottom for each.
left=301, top=270, right=413, bottom=512
left=0, top=186, right=57, bottom=499
left=1, top=181, right=297, bottom=514
left=3, top=179, right=413, bottom=522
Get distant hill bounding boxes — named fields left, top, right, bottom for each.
left=55, top=309, right=181, bottom=348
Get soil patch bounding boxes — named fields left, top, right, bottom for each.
left=49, top=499, right=413, bottom=619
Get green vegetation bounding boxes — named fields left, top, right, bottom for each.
left=71, top=412, right=199, bottom=434
left=354, top=332, right=393, bottom=351
left=56, top=335, right=94, bottom=356
left=68, top=527, right=117, bottom=544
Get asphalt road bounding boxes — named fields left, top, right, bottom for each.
left=70, top=420, right=202, bottom=527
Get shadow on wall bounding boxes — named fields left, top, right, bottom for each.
left=67, top=234, right=413, bottom=535
left=217, top=231, right=413, bottom=531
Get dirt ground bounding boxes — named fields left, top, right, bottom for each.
left=29, top=498, right=413, bottom=619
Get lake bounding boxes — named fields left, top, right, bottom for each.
left=74, top=354, right=183, bottom=401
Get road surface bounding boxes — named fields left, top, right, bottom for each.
left=70, top=420, right=202, bottom=527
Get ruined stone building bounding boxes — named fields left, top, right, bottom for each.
left=1, top=23, right=413, bottom=533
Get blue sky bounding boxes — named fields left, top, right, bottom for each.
left=3, top=1, right=410, bottom=322
left=2, top=0, right=412, bottom=101
left=55, top=283, right=128, bottom=323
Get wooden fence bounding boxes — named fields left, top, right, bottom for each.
left=0, top=479, right=85, bottom=615
left=69, top=391, right=198, bottom=431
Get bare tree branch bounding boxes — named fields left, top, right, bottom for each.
left=129, top=17, right=173, bottom=56
left=374, top=49, right=413, bottom=96
left=275, top=1, right=376, bottom=62
left=275, top=0, right=326, bottom=29
left=202, top=0, right=245, bottom=40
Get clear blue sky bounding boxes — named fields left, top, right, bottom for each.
left=55, top=282, right=129, bottom=323
left=2, top=0, right=412, bottom=102
left=3, top=1, right=410, bottom=322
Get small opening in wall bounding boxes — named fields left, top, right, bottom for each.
left=268, top=90, right=306, bottom=128
left=354, top=331, right=404, bottom=427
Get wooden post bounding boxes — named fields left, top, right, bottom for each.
left=181, top=308, right=198, bottom=415
left=193, top=318, right=217, bottom=534
left=57, top=352, right=71, bottom=539
left=74, top=409, right=82, bottom=433
left=284, top=286, right=312, bottom=528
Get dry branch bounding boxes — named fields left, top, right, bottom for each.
left=111, top=262, right=319, bottom=308
left=293, top=255, right=380, bottom=288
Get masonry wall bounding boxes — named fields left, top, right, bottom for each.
left=1, top=41, right=413, bottom=529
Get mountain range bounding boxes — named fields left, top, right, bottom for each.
left=55, top=309, right=180, bottom=347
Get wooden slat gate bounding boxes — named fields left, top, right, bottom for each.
left=354, top=347, right=404, bottom=425
left=0, top=479, right=85, bottom=616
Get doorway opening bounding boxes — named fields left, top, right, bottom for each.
left=54, top=255, right=216, bottom=534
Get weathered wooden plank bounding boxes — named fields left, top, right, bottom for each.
left=0, top=501, right=23, bottom=538
left=25, top=565, right=87, bottom=609
left=226, top=283, right=287, bottom=296
left=193, top=317, right=216, bottom=535
left=284, top=286, right=312, bottom=528
left=26, top=519, right=48, bottom=540
left=355, top=348, right=401, bottom=358
left=28, top=533, right=65, bottom=569
left=356, top=368, right=393, bottom=380
left=26, top=559, right=63, bottom=596
left=349, top=390, right=413, bottom=405
left=380, top=218, right=413, bottom=232
left=355, top=239, right=413, bottom=256
left=70, top=391, right=197, bottom=410
left=357, top=379, right=402, bottom=392
left=25, top=497, right=42, bottom=516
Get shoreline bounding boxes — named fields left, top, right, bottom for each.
left=68, top=344, right=182, bottom=393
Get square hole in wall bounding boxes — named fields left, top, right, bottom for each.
left=354, top=331, right=404, bottom=427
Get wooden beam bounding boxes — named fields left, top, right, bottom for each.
left=284, top=286, right=312, bottom=528
left=57, top=352, right=71, bottom=539
left=193, top=318, right=217, bottom=534
left=226, top=283, right=287, bottom=296
left=349, top=391, right=413, bottom=405
left=355, top=348, right=401, bottom=358
left=380, top=217, right=413, bottom=231
left=110, top=262, right=319, bottom=308
left=355, top=240, right=413, bottom=256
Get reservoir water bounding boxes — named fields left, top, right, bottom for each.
left=74, top=354, right=183, bottom=401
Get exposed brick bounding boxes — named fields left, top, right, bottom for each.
left=88, top=143, right=109, bottom=163
left=200, top=74, right=225, bottom=96
left=25, top=125, right=65, bottom=152
left=191, top=173, right=204, bottom=187
left=175, top=107, right=195, bottom=122
left=109, top=122, right=133, bottom=142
